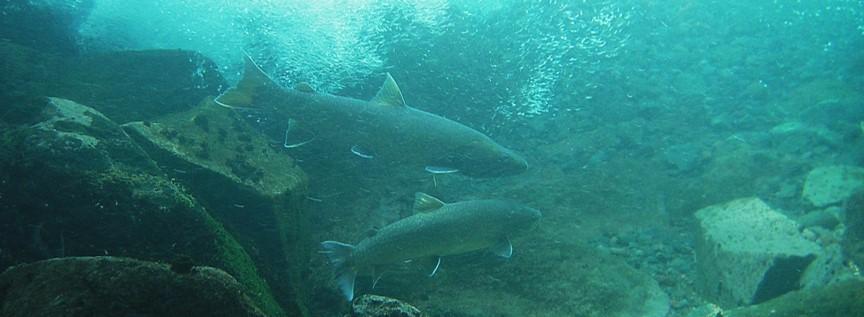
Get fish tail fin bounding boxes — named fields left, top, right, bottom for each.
left=320, top=240, right=357, bottom=301
left=214, top=54, right=275, bottom=109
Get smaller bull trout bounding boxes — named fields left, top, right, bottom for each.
left=321, top=193, right=541, bottom=301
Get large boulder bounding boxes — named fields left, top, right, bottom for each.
left=122, top=100, right=310, bottom=315
left=694, top=197, right=821, bottom=307
left=352, top=295, right=422, bottom=317
left=0, top=256, right=265, bottom=317
left=802, top=165, right=864, bottom=208
left=0, top=97, right=284, bottom=316
left=0, top=41, right=225, bottom=123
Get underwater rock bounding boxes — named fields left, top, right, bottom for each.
left=0, top=256, right=265, bottom=317
left=122, top=100, right=310, bottom=316
left=786, top=79, right=864, bottom=130
left=0, top=42, right=225, bottom=123
left=723, top=279, right=864, bottom=317
left=843, top=191, right=864, bottom=268
left=123, top=99, right=306, bottom=196
left=0, top=97, right=285, bottom=316
left=695, top=197, right=821, bottom=307
left=767, top=121, right=841, bottom=157
left=352, top=295, right=423, bottom=317
left=796, top=207, right=842, bottom=230
left=661, top=142, right=707, bottom=174
left=802, top=165, right=864, bottom=207
left=385, top=237, right=669, bottom=317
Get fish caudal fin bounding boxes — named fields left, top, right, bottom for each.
left=320, top=240, right=357, bottom=301
left=214, top=54, right=275, bottom=109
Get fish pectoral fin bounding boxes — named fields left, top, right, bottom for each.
left=350, top=145, right=375, bottom=159
left=491, top=237, right=513, bottom=258
left=428, top=257, right=442, bottom=277
left=413, top=192, right=446, bottom=213
left=370, top=73, right=407, bottom=108
left=425, top=166, right=459, bottom=174
left=214, top=54, right=275, bottom=109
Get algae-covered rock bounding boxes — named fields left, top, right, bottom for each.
left=0, top=97, right=285, bottom=316
left=802, top=165, right=864, bottom=207
left=0, top=41, right=225, bottom=123
left=0, top=256, right=265, bottom=317
left=352, top=295, right=423, bottom=317
left=724, top=280, right=864, bottom=317
left=694, top=197, right=821, bottom=307
left=122, top=100, right=306, bottom=196
left=122, top=100, right=310, bottom=315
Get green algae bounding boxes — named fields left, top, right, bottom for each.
left=122, top=99, right=311, bottom=316
left=0, top=98, right=288, bottom=316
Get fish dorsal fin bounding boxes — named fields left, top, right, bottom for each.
left=371, top=73, right=406, bottom=107
left=294, top=82, right=315, bottom=93
left=413, top=192, right=445, bottom=213
left=214, top=54, right=274, bottom=109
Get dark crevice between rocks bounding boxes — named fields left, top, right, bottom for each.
left=751, top=254, right=816, bottom=304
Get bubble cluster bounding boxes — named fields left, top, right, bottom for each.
left=78, top=0, right=450, bottom=92
left=484, top=1, right=635, bottom=120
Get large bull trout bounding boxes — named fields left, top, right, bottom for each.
left=214, top=55, right=527, bottom=177
left=321, top=193, right=541, bottom=300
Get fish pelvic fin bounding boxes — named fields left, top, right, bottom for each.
left=214, top=54, right=275, bottom=109
left=320, top=240, right=357, bottom=301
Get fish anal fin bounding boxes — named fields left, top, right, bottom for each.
left=413, top=192, right=445, bottom=213
left=491, top=237, right=513, bottom=258
left=214, top=54, right=275, bottom=109
left=370, top=73, right=406, bottom=107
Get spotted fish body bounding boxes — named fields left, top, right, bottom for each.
left=214, top=56, right=528, bottom=177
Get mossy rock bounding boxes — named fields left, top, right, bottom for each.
left=0, top=256, right=265, bottom=317
left=122, top=99, right=306, bottom=195
left=0, top=41, right=225, bottom=123
left=0, top=98, right=284, bottom=316
left=122, top=100, right=311, bottom=316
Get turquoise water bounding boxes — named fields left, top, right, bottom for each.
left=1, top=1, right=863, bottom=316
